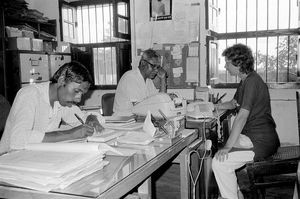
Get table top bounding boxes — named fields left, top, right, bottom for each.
left=0, top=129, right=197, bottom=199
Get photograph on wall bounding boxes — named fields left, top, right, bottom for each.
left=150, top=0, right=172, bottom=21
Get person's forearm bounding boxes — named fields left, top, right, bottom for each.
left=42, top=130, right=75, bottom=142
left=159, top=77, right=167, bottom=93
left=215, top=99, right=237, bottom=110
left=225, top=110, right=248, bottom=148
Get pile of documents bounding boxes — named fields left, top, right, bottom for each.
left=0, top=142, right=115, bottom=192
left=103, top=115, right=143, bottom=130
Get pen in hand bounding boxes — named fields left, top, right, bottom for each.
left=74, top=113, right=84, bottom=124
left=215, top=93, right=227, bottom=104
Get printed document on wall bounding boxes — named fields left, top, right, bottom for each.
left=186, top=57, right=199, bottom=83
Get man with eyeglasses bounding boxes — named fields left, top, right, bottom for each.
left=113, top=49, right=167, bottom=116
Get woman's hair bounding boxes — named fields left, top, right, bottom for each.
left=51, top=61, right=93, bottom=84
left=222, top=44, right=254, bottom=74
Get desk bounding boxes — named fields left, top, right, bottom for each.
left=0, top=129, right=197, bottom=199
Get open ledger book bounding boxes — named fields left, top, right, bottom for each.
left=0, top=142, right=126, bottom=192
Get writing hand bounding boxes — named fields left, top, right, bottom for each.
left=85, top=114, right=105, bottom=133
left=214, top=146, right=231, bottom=162
left=71, top=124, right=94, bottom=138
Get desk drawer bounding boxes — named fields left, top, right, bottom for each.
left=19, top=53, right=49, bottom=83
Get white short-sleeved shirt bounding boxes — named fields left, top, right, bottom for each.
left=0, top=82, right=84, bottom=153
left=113, top=69, right=158, bottom=116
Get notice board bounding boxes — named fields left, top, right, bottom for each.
left=152, top=43, right=199, bottom=89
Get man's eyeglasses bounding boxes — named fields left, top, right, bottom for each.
left=142, top=59, right=161, bottom=70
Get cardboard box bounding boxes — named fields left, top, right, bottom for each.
left=31, top=38, right=43, bottom=51
left=22, top=30, right=34, bottom=38
left=5, top=26, right=22, bottom=37
left=8, top=37, right=31, bottom=50
left=56, top=41, right=70, bottom=53
left=43, top=41, right=53, bottom=52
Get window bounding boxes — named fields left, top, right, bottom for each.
left=208, top=0, right=300, bottom=87
left=61, top=6, right=76, bottom=43
left=59, top=0, right=131, bottom=88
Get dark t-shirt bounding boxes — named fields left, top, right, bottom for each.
left=234, top=71, right=280, bottom=161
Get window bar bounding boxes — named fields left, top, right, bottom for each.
left=255, top=0, right=258, bottom=71
left=103, top=47, right=107, bottom=84
left=276, top=0, right=279, bottom=82
left=276, top=36, right=279, bottom=82
left=287, top=36, right=290, bottom=82
left=267, top=0, right=269, bottom=30
left=88, top=5, right=91, bottom=43
left=109, top=4, right=112, bottom=42
left=225, top=0, right=228, bottom=83
left=235, top=0, right=238, bottom=83
left=67, top=8, right=70, bottom=39
left=102, top=5, right=105, bottom=42
left=246, top=0, right=248, bottom=40
left=266, top=37, right=269, bottom=82
left=81, top=6, right=84, bottom=43
left=277, top=0, right=279, bottom=30
left=93, top=48, right=100, bottom=85
left=110, top=47, right=114, bottom=84
left=235, top=0, right=238, bottom=33
left=95, top=5, right=98, bottom=43
left=288, top=0, right=291, bottom=29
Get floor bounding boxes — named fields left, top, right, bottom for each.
left=152, top=163, right=296, bottom=199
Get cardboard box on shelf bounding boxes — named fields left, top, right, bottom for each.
left=5, top=26, right=22, bottom=37
left=43, top=41, right=53, bottom=53
left=31, top=38, right=43, bottom=51
left=22, top=30, right=35, bottom=38
left=8, top=37, right=31, bottom=50
left=56, top=41, right=70, bottom=53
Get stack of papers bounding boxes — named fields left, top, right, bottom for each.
left=104, top=115, right=136, bottom=124
left=0, top=142, right=118, bottom=192
left=103, top=116, right=144, bottom=130
left=117, top=131, right=155, bottom=145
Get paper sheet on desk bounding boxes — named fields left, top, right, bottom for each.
left=26, top=142, right=123, bottom=156
left=117, top=131, right=155, bottom=145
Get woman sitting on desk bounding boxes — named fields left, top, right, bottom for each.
left=212, top=44, right=280, bottom=199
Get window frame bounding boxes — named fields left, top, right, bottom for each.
left=207, top=0, right=300, bottom=89
left=58, top=0, right=131, bottom=89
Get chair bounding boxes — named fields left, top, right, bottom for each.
left=0, top=95, right=11, bottom=139
left=101, top=93, right=115, bottom=116
left=244, top=91, right=300, bottom=198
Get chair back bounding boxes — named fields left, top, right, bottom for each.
left=101, top=93, right=115, bottom=116
left=0, top=95, right=11, bottom=139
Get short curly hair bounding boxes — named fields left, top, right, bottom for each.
left=222, top=44, right=254, bottom=74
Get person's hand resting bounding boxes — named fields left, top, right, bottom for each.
left=157, top=68, right=168, bottom=79
left=85, top=114, right=105, bottom=133
left=214, top=146, right=232, bottom=162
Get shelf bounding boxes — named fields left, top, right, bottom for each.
left=5, top=16, right=56, bottom=26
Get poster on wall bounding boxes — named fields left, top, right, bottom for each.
left=150, top=0, right=172, bottom=21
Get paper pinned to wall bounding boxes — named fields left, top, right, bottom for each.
left=188, top=43, right=199, bottom=56
left=186, top=57, right=199, bottom=83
